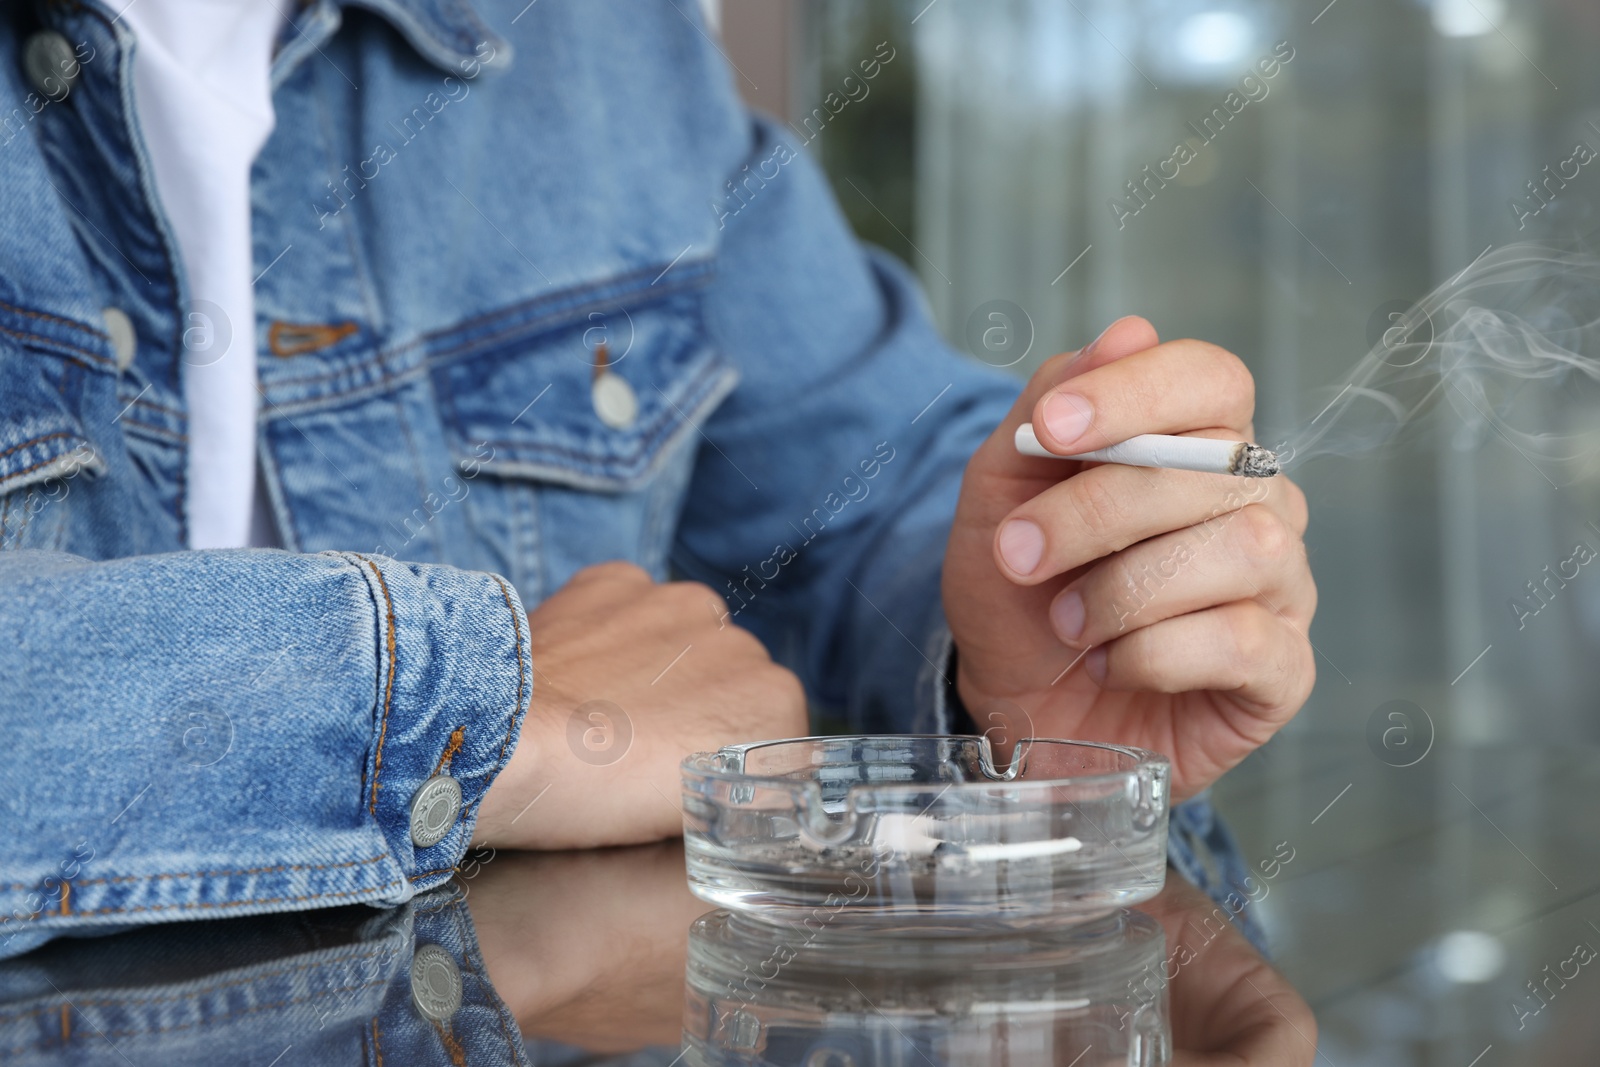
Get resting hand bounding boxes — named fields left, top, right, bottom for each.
left=478, top=562, right=808, bottom=848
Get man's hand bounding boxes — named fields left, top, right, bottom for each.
left=477, top=562, right=808, bottom=849
left=943, top=316, right=1316, bottom=799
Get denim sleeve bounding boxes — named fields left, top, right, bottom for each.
left=0, top=549, right=529, bottom=961
left=673, top=113, right=1020, bottom=733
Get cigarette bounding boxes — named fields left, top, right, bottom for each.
left=1014, top=425, right=1280, bottom=478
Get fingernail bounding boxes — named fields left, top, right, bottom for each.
left=1085, top=646, right=1108, bottom=684
left=1042, top=392, right=1094, bottom=449
left=1050, top=590, right=1086, bottom=643
left=998, top=519, right=1045, bottom=576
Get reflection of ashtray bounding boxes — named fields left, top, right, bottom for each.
left=680, top=736, right=1169, bottom=929
left=683, top=908, right=1171, bottom=1065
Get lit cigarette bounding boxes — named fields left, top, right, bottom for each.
left=1014, top=425, right=1280, bottom=478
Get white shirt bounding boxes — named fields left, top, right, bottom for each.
left=118, top=0, right=285, bottom=548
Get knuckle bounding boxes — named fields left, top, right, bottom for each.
left=1237, top=504, right=1293, bottom=564
left=1066, top=473, right=1127, bottom=547
left=1227, top=607, right=1278, bottom=681
left=1202, top=343, right=1257, bottom=409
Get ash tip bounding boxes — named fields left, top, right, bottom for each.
left=1232, top=443, right=1281, bottom=478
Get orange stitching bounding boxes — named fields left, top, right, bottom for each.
left=411, top=865, right=458, bottom=881
left=259, top=336, right=419, bottom=392
left=434, top=726, right=464, bottom=775
left=0, top=322, right=113, bottom=368
left=0, top=432, right=73, bottom=462
left=59, top=1004, right=69, bottom=1045
left=57, top=882, right=68, bottom=916
left=79, top=853, right=388, bottom=888
left=434, top=1019, right=467, bottom=1066
left=372, top=1018, right=384, bottom=1067
left=0, top=447, right=93, bottom=492
left=267, top=320, right=359, bottom=357
left=492, top=576, right=527, bottom=769
left=0, top=299, right=108, bottom=340
left=68, top=879, right=405, bottom=917
left=0, top=857, right=387, bottom=895
left=264, top=260, right=705, bottom=392
left=354, top=555, right=398, bottom=816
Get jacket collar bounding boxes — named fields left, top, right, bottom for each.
left=337, top=0, right=512, bottom=74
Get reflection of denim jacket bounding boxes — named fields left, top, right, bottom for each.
left=0, top=0, right=1242, bottom=959
left=0, top=884, right=530, bottom=1065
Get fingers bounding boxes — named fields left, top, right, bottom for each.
left=1049, top=503, right=1315, bottom=649
left=994, top=455, right=1283, bottom=582
left=1022, top=317, right=1163, bottom=405
left=1030, top=339, right=1255, bottom=456
left=1084, top=601, right=1315, bottom=725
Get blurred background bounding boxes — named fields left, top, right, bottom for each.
left=723, top=0, right=1600, bottom=743
left=718, top=1, right=1600, bottom=1063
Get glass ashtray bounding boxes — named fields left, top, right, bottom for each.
left=680, top=735, right=1169, bottom=929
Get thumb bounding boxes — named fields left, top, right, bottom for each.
left=969, top=315, right=1161, bottom=479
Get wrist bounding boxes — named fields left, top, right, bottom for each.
left=477, top=687, right=557, bottom=844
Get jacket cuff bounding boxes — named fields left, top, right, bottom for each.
left=340, top=554, right=530, bottom=893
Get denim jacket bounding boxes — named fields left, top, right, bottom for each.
left=0, top=0, right=1247, bottom=960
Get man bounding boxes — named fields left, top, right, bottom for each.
left=0, top=0, right=1314, bottom=958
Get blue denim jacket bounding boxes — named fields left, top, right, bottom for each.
left=0, top=0, right=1248, bottom=960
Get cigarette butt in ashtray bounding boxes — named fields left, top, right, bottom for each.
left=1015, top=425, right=1280, bottom=478
left=868, top=812, right=1083, bottom=863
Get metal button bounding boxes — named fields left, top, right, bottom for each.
left=23, top=31, right=79, bottom=102
left=103, top=307, right=136, bottom=371
left=592, top=371, right=638, bottom=429
left=408, top=775, right=461, bottom=848
left=409, top=943, right=462, bottom=1022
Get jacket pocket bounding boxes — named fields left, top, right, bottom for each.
left=432, top=276, right=737, bottom=490
left=427, top=268, right=738, bottom=597
left=0, top=345, right=105, bottom=551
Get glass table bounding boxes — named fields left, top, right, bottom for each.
left=1, top=737, right=1592, bottom=1065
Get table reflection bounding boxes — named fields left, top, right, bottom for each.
left=0, top=841, right=1313, bottom=1065
left=683, top=908, right=1169, bottom=1064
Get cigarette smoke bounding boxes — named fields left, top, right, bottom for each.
left=1281, top=244, right=1600, bottom=473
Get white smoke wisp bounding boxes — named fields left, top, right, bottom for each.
left=1282, top=244, right=1600, bottom=472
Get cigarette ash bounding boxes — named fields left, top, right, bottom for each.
left=1230, top=443, right=1281, bottom=478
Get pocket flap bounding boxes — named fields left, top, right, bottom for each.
left=432, top=285, right=737, bottom=492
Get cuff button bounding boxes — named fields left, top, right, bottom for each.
left=409, top=774, right=462, bottom=848
left=410, top=943, right=463, bottom=1022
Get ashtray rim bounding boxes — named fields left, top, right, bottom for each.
left=681, top=733, right=1170, bottom=798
